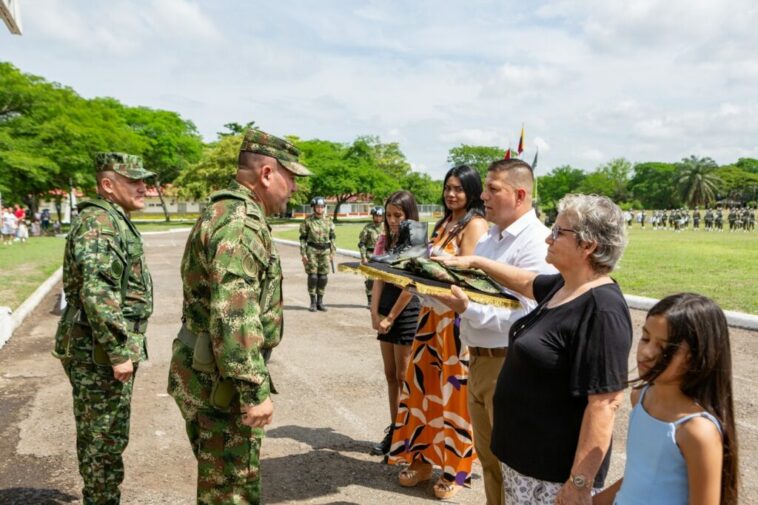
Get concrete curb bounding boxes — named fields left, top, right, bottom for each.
left=140, top=227, right=192, bottom=236
left=0, top=267, right=62, bottom=350
left=274, top=239, right=758, bottom=331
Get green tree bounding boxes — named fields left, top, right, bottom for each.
left=577, top=171, right=616, bottom=199
left=218, top=121, right=256, bottom=137
left=119, top=104, right=203, bottom=221
left=400, top=172, right=442, bottom=205
left=0, top=63, right=145, bottom=215
left=628, top=162, right=680, bottom=209
left=537, top=165, right=586, bottom=209
left=714, top=165, right=758, bottom=205
left=175, top=134, right=241, bottom=200
left=598, top=158, right=632, bottom=202
left=447, top=144, right=504, bottom=179
left=676, top=155, right=722, bottom=207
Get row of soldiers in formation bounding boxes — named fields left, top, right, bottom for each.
left=626, top=207, right=756, bottom=231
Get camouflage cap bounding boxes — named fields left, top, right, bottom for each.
left=239, top=129, right=312, bottom=177
left=95, top=152, right=155, bottom=180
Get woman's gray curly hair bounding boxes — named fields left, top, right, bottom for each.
left=557, top=194, right=628, bottom=273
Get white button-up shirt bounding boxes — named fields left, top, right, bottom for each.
left=459, top=209, right=557, bottom=348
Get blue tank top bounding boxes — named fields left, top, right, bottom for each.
left=614, top=385, right=722, bottom=505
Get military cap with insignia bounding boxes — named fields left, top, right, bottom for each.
left=95, top=152, right=155, bottom=180
left=239, top=129, right=312, bottom=177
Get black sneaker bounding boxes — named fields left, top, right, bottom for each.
left=370, top=425, right=394, bottom=456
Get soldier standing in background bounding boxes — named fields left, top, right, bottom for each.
left=168, top=129, right=310, bottom=504
left=704, top=208, right=714, bottom=231
left=692, top=207, right=701, bottom=230
left=53, top=152, right=154, bottom=504
left=357, top=206, right=384, bottom=307
left=715, top=208, right=724, bottom=231
left=299, top=196, right=336, bottom=312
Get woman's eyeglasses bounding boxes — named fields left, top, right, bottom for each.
left=550, top=225, right=577, bottom=240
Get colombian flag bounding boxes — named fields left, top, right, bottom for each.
left=504, top=146, right=512, bottom=160
left=517, top=126, right=525, bottom=154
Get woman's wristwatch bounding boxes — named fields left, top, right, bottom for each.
left=570, top=474, right=590, bottom=490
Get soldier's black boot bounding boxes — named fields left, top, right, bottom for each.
left=316, top=275, right=328, bottom=311
left=316, top=295, right=327, bottom=312
left=307, top=274, right=318, bottom=312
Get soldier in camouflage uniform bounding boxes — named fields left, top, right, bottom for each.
left=299, top=196, right=335, bottom=312
left=357, top=206, right=384, bottom=307
left=167, top=129, right=310, bottom=505
left=53, top=152, right=154, bottom=505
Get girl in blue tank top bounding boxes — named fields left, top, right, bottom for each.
left=594, top=293, right=738, bottom=505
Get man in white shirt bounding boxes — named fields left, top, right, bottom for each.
left=433, top=159, right=556, bottom=504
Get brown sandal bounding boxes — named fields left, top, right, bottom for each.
left=433, top=477, right=463, bottom=500
left=398, top=462, right=433, bottom=487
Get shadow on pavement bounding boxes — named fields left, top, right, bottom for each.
left=283, top=304, right=368, bottom=312
left=0, top=488, right=78, bottom=504
left=264, top=425, right=435, bottom=503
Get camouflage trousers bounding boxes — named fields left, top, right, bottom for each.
left=185, top=411, right=264, bottom=505
left=303, top=247, right=330, bottom=275
left=63, top=360, right=135, bottom=505
left=168, top=340, right=265, bottom=504
left=364, top=279, right=374, bottom=304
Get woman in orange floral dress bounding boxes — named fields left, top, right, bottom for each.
left=388, top=165, right=488, bottom=500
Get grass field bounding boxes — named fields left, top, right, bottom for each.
left=0, top=238, right=65, bottom=310
left=273, top=222, right=758, bottom=314
left=0, top=221, right=192, bottom=310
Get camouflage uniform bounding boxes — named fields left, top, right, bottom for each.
left=53, top=153, right=154, bottom=505
left=357, top=220, right=382, bottom=304
left=299, top=209, right=335, bottom=311
left=168, top=130, right=309, bottom=505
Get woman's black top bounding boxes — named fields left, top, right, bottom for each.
left=491, top=273, right=632, bottom=487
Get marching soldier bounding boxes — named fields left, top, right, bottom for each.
left=299, top=196, right=335, bottom=312
left=53, top=152, right=154, bottom=504
left=692, top=207, right=700, bottom=230
left=357, top=206, right=384, bottom=307
left=168, top=129, right=310, bottom=504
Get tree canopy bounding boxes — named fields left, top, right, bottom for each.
left=0, top=62, right=202, bottom=215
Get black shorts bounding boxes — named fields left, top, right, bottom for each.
left=376, top=305, right=418, bottom=346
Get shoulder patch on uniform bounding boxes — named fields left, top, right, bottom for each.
left=242, top=254, right=257, bottom=277
left=111, top=258, right=124, bottom=278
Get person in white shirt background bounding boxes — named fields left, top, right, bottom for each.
left=432, top=158, right=556, bottom=505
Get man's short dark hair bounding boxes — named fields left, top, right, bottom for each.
left=487, top=159, right=534, bottom=191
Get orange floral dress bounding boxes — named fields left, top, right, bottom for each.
left=387, top=223, right=475, bottom=487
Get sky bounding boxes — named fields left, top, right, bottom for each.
left=2, top=0, right=758, bottom=179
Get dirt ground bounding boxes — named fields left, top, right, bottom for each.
left=0, top=229, right=756, bottom=504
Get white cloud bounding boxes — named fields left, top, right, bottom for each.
left=533, top=137, right=550, bottom=152
left=440, top=129, right=503, bottom=146
left=5, top=0, right=757, bottom=177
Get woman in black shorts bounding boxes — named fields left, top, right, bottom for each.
left=369, top=190, right=421, bottom=456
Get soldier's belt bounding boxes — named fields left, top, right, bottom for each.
left=77, top=311, right=148, bottom=334
left=307, top=241, right=331, bottom=250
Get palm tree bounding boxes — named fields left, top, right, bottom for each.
left=676, top=156, right=722, bottom=207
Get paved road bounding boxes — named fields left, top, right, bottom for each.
left=1, top=229, right=756, bottom=504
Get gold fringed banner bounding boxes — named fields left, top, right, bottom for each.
left=339, top=262, right=520, bottom=309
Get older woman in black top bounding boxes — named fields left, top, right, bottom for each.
left=436, top=194, right=632, bottom=505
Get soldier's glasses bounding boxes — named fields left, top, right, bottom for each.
left=550, top=225, right=577, bottom=240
